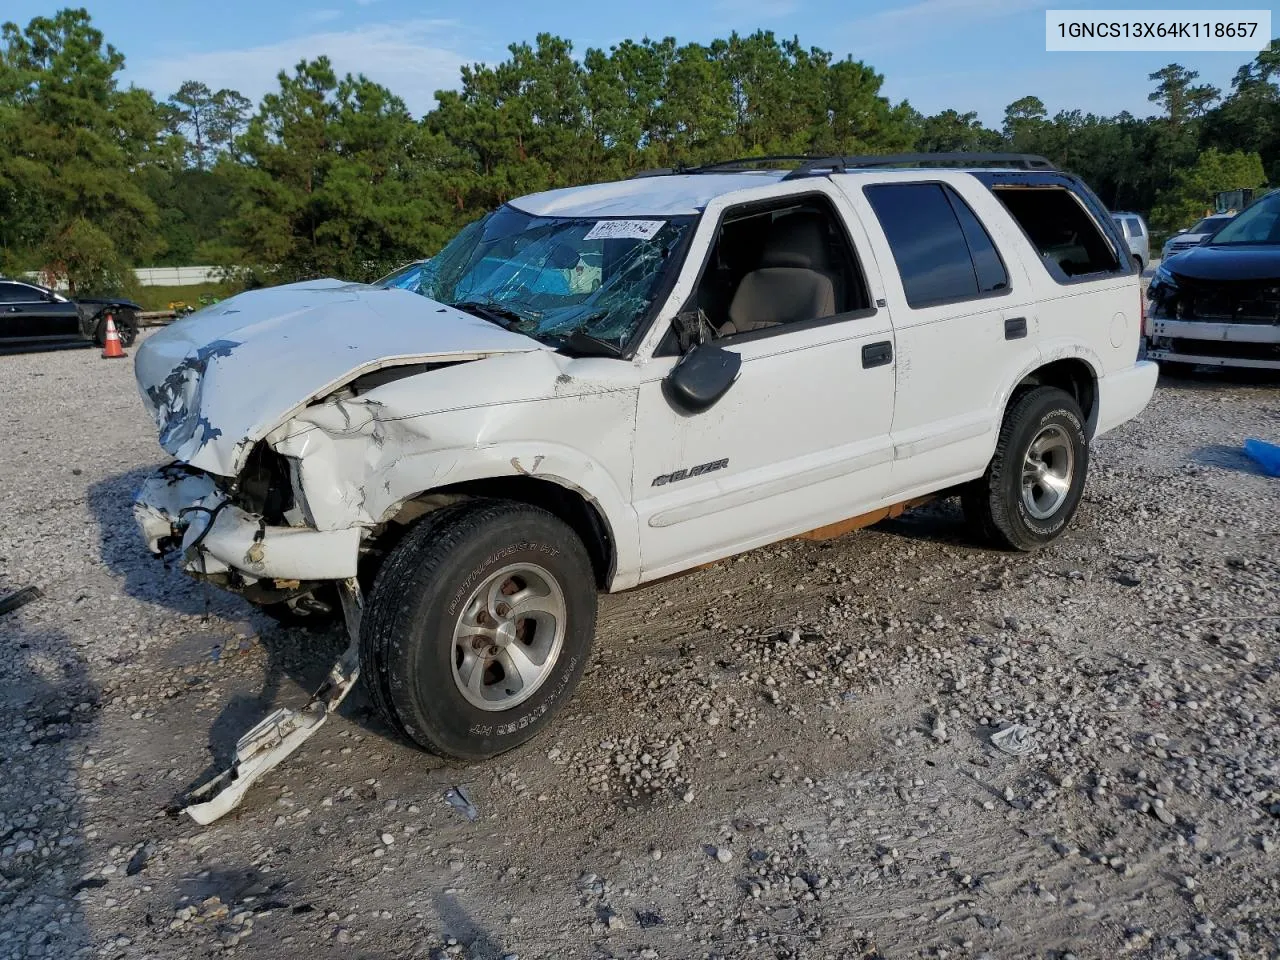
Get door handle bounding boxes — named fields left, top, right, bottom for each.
left=862, top=341, right=893, bottom=368
left=1004, top=316, right=1028, bottom=340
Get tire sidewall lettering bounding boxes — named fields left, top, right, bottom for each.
left=447, top=539, right=562, bottom=616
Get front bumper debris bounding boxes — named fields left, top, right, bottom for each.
left=133, top=464, right=360, bottom=581
left=180, top=578, right=364, bottom=824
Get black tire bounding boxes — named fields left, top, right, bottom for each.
left=94, top=309, right=139, bottom=347
left=361, top=500, right=598, bottom=760
left=1133, top=254, right=1145, bottom=273
left=962, top=386, right=1088, bottom=551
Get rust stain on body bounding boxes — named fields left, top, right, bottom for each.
left=794, top=496, right=934, bottom=541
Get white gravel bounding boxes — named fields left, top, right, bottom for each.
left=0, top=333, right=1277, bottom=959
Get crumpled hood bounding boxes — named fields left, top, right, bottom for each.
left=134, top=279, right=546, bottom=477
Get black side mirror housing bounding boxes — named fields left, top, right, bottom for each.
left=662, top=342, right=741, bottom=413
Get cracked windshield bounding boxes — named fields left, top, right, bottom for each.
left=390, top=205, right=693, bottom=352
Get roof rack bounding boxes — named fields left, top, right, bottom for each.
left=628, top=152, right=1056, bottom=181
left=628, top=155, right=829, bottom=179
left=781, top=152, right=1055, bottom=180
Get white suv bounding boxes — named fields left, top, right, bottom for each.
left=132, top=152, right=1158, bottom=821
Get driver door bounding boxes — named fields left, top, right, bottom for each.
left=629, top=182, right=899, bottom=581
left=0, top=282, right=79, bottom=343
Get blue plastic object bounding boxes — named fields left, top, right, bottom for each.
left=1243, top=439, right=1280, bottom=477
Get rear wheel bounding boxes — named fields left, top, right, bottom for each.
left=962, top=386, right=1088, bottom=551
left=360, top=500, right=597, bottom=759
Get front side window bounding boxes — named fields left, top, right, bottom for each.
left=689, top=195, right=870, bottom=339
left=864, top=182, right=1009, bottom=308
left=990, top=185, right=1122, bottom=281
left=394, top=206, right=694, bottom=353
left=1207, top=194, right=1280, bottom=245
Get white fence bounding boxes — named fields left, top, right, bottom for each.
left=130, top=265, right=222, bottom=287
left=24, top=265, right=222, bottom=288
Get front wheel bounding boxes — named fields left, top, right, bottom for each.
left=962, top=386, right=1088, bottom=551
left=360, top=500, right=598, bottom=760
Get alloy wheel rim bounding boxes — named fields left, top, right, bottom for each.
left=450, top=562, right=566, bottom=711
left=1021, top=424, right=1074, bottom=520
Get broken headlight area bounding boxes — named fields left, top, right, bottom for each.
left=133, top=448, right=362, bottom=589
left=232, top=442, right=299, bottom=525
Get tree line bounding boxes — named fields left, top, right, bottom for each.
left=1, top=8, right=1276, bottom=293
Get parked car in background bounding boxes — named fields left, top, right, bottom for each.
left=1161, top=213, right=1235, bottom=261
left=0, top=278, right=140, bottom=351
left=1111, top=211, right=1151, bottom=270
left=131, top=151, right=1155, bottom=823
left=1146, top=190, right=1280, bottom=372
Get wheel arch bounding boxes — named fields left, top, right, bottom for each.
left=1005, top=353, right=1100, bottom=438
left=380, top=475, right=618, bottom=591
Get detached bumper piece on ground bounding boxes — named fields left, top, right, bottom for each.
left=179, top=579, right=363, bottom=824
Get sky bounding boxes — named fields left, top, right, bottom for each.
left=7, top=0, right=1277, bottom=126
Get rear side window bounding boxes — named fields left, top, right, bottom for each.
left=1124, top=217, right=1143, bottom=238
left=864, top=182, right=1009, bottom=308
left=991, top=186, right=1122, bottom=282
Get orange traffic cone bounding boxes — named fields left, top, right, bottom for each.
left=101, top=313, right=126, bottom=359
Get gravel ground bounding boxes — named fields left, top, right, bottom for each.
left=0, top=334, right=1277, bottom=960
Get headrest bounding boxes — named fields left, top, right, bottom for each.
left=759, top=212, right=831, bottom=269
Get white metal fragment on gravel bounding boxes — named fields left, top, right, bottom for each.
left=990, top=724, right=1037, bottom=757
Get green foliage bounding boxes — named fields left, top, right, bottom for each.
left=2, top=10, right=1278, bottom=286
left=129, top=280, right=243, bottom=312
left=1150, top=148, right=1266, bottom=230
left=0, top=8, right=164, bottom=291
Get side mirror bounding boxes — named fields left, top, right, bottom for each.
left=1176, top=228, right=1188, bottom=234
left=662, top=341, right=741, bottom=413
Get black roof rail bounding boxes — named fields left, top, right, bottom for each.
left=782, top=152, right=1056, bottom=180
left=628, top=155, right=821, bottom=179
left=629, top=167, right=682, bottom=178
left=629, top=152, right=1057, bottom=181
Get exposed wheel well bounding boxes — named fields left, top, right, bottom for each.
left=383, top=477, right=614, bottom=589
left=1013, top=358, right=1098, bottom=436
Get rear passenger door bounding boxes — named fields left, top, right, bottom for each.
left=839, top=178, right=1041, bottom=492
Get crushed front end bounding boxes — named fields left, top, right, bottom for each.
left=133, top=447, right=360, bottom=610
left=1146, top=265, right=1280, bottom=372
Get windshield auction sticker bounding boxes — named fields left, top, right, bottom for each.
left=1046, top=10, right=1271, bottom=51
left=583, top=220, right=666, bottom=241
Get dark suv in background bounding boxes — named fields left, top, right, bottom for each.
left=1146, top=189, right=1280, bottom=373
left=0, top=278, right=141, bottom=352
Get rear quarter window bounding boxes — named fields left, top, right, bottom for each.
left=863, top=182, right=1009, bottom=309
left=991, top=185, right=1123, bottom=283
